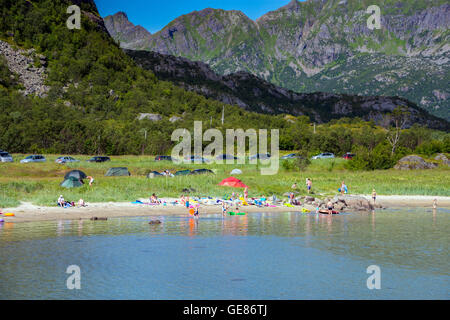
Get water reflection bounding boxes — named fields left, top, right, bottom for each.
left=0, top=208, right=449, bottom=299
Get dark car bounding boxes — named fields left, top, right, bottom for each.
left=185, top=156, right=210, bottom=163
left=216, top=154, right=238, bottom=160
left=190, top=169, right=214, bottom=175
left=155, top=155, right=172, bottom=161
left=342, top=153, right=356, bottom=160
left=249, top=153, right=271, bottom=160
left=87, top=156, right=111, bottom=163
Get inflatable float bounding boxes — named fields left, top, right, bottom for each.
left=319, top=210, right=339, bottom=215
left=0, top=218, right=4, bottom=223
left=3, top=213, right=15, bottom=217
left=301, top=208, right=311, bottom=213
left=228, top=212, right=247, bottom=216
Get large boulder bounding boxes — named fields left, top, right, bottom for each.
left=394, top=155, right=438, bottom=170
left=339, top=195, right=373, bottom=211
left=434, top=153, right=450, bottom=166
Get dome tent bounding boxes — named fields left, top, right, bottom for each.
left=64, top=170, right=87, bottom=180
left=230, top=169, right=242, bottom=175
left=60, top=176, right=84, bottom=188
left=105, top=167, right=131, bottom=176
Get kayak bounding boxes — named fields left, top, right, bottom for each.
left=228, top=212, right=247, bottom=216
left=319, top=210, right=339, bottom=215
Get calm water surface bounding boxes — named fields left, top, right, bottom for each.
left=0, top=208, right=449, bottom=299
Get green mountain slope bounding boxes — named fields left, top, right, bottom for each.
left=0, top=0, right=291, bottom=155
left=104, top=0, right=450, bottom=120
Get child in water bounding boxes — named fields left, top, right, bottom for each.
left=222, top=201, right=228, bottom=217
left=194, top=205, right=199, bottom=218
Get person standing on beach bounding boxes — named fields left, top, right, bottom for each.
left=87, top=176, right=94, bottom=186
left=244, top=187, right=249, bottom=203
left=186, top=195, right=190, bottom=209
left=433, top=199, right=437, bottom=209
left=340, top=181, right=347, bottom=195
left=372, top=189, right=377, bottom=205
left=306, top=178, right=312, bottom=194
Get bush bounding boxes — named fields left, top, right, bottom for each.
left=415, top=140, right=444, bottom=156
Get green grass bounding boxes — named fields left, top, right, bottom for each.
left=0, top=154, right=449, bottom=207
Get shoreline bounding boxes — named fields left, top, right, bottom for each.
left=1, top=195, right=449, bottom=223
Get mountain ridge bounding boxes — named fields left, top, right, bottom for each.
left=126, top=48, right=449, bottom=130
left=103, top=0, right=450, bottom=120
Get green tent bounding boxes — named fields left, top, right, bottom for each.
left=105, top=167, right=131, bottom=176
left=60, top=176, right=84, bottom=188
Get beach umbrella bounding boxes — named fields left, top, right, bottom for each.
left=64, top=170, right=87, bottom=180
left=218, top=177, right=248, bottom=188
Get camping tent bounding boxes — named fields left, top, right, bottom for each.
left=218, top=177, right=248, bottom=188
left=174, top=170, right=191, bottom=176
left=60, top=176, right=84, bottom=188
left=64, top=170, right=87, bottom=180
left=230, top=169, right=242, bottom=175
left=105, top=167, right=131, bottom=176
left=190, top=169, right=214, bottom=175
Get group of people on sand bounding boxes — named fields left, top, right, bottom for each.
left=57, top=195, right=87, bottom=208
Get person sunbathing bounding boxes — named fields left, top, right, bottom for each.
left=150, top=193, right=161, bottom=204
left=78, top=199, right=87, bottom=207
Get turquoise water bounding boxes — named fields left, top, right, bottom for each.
left=0, top=208, right=449, bottom=299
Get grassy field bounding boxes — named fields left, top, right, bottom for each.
left=0, top=153, right=449, bottom=207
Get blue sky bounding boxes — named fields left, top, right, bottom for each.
left=95, top=0, right=304, bottom=33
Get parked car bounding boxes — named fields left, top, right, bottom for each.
left=281, top=153, right=304, bottom=160
left=87, top=156, right=111, bottom=163
left=20, top=155, right=46, bottom=163
left=342, top=153, right=356, bottom=160
left=185, top=156, right=210, bottom=163
left=249, top=153, right=271, bottom=160
left=155, top=155, right=172, bottom=161
left=311, top=152, right=335, bottom=160
left=56, top=156, right=80, bottom=164
left=0, top=151, right=13, bottom=162
left=216, top=154, right=238, bottom=160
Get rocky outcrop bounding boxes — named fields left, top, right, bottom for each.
left=0, top=40, right=49, bottom=97
left=104, top=1, right=450, bottom=120
left=137, top=113, right=162, bottom=121
left=394, top=155, right=438, bottom=170
left=103, top=12, right=152, bottom=49
left=434, top=153, right=450, bottom=166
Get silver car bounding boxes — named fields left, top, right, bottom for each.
left=311, top=152, right=335, bottom=160
left=20, top=155, right=46, bottom=163
left=56, top=156, right=79, bottom=164
left=0, top=151, right=13, bottom=162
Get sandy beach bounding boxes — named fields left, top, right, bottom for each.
left=1, top=195, right=448, bottom=223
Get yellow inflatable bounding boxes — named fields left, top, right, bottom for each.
left=284, top=203, right=294, bottom=208
left=4, top=213, right=15, bottom=217
left=239, top=197, right=249, bottom=206
left=301, top=208, right=311, bottom=213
